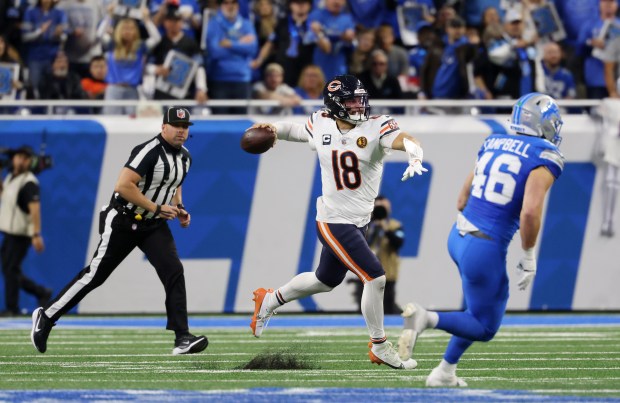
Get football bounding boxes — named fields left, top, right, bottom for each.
left=240, top=127, right=276, bottom=154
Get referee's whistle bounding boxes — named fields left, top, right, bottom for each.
left=134, top=213, right=143, bottom=221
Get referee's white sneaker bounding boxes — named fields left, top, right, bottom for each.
left=31, top=307, right=55, bottom=353
left=426, top=365, right=468, bottom=387
left=172, top=334, right=208, bottom=355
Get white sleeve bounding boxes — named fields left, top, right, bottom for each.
left=144, top=19, right=162, bottom=50
left=274, top=121, right=308, bottom=142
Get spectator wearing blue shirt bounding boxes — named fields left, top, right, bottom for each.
left=577, top=0, right=620, bottom=99
left=346, top=0, right=386, bottom=29
left=307, top=0, right=355, bottom=82
left=555, top=0, right=600, bottom=47
left=542, top=42, right=576, bottom=99
left=151, top=0, right=202, bottom=41
left=431, top=16, right=474, bottom=99
left=206, top=0, right=257, bottom=114
left=21, top=0, right=68, bottom=91
left=98, top=9, right=161, bottom=115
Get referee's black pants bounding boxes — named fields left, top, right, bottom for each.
left=44, top=206, right=189, bottom=332
left=1, top=233, right=49, bottom=314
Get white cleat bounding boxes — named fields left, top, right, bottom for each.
left=368, top=341, right=417, bottom=370
left=398, top=302, right=430, bottom=360
left=426, top=366, right=468, bottom=387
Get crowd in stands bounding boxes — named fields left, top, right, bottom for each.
left=0, top=0, right=618, bottom=115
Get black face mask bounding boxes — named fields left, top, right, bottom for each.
left=372, top=205, right=388, bottom=220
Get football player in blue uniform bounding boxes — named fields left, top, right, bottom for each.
left=398, top=92, right=565, bottom=387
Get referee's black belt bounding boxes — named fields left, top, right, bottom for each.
left=111, top=202, right=156, bottom=222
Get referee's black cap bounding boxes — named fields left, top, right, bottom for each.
left=163, top=107, right=194, bottom=126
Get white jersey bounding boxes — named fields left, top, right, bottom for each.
left=305, top=111, right=402, bottom=227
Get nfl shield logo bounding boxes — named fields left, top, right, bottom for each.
left=177, top=109, right=186, bottom=119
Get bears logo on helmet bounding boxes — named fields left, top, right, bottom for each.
left=327, top=80, right=342, bottom=92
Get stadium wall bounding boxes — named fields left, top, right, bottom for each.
left=0, top=114, right=617, bottom=314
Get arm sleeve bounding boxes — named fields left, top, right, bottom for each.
left=537, top=147, right=565, bottom=179
left=19, top=182, right=40, bottom=204
left=274, top=121, right=309, bottom=142
left=195, top=66, right=207, bottom=92
left=124, top=146, right=158, bottom=177
left=17, top=181, right=40, bottom=213
left=144, top=19, right=162, bottom=50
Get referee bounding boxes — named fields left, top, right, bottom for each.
left=31, top=107, right=208, bottom=355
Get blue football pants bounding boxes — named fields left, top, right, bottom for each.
left=436, top=225, right=510, bottom=364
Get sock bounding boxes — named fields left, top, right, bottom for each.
left=439, top=358, right=457, bottom=374
left=362, top=275, right=387, bottom=343
left=175, top=330, right=191, bottom=339
left=428, top=311, right=439, bottom=328
left=266, top=272, right=332, bottom=312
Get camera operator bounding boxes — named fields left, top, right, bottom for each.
left=351, top=195, right=405, bottom=314
left=0, top=146, right=51, bottom=316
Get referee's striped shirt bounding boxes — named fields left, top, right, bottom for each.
left=113, top=134, right=192, bottom=219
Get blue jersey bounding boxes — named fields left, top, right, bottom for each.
left=462, top=133, right=564, bottom=245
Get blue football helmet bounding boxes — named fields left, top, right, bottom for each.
left=323, top=75, right=370, bottom=124
left=509, top=92, right=563, bottom=146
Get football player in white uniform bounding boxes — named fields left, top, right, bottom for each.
left=249, top=75, right=426, bottom=369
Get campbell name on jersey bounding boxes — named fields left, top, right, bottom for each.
left=463, top=133, right=564, bottom=245
left=305, top=111, right=401, bottom=227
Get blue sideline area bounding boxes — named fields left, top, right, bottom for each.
left=1, top=313, right=620, bottom=329
left=1, top=388, right=619, bottom=403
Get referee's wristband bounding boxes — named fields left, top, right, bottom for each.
left=177, top=203, right=186, bottom=211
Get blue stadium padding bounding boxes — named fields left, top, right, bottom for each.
left=168, top=120, right=257, bottom=312
left=0, top=121, right=106, bottom=314
left=2, top=314, right=620, bottom=329
left=380, top=161, right=433, bottom=257
left=0, top=388, right=618, bottom=402
left=479, top=118, right=508, bottom=135
left=295, top=162, right=322, bottom=311
left=531, top=163, right=596, bottom=310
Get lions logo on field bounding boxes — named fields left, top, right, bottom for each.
left=356, top=137, right=367, bottom=148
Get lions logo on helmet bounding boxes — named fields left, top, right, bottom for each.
left=509, top=92, right=563, bottom=146
left=323, top=75, right=370, bottom=125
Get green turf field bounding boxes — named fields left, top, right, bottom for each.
left=1, top=325, right=619, bottom=398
